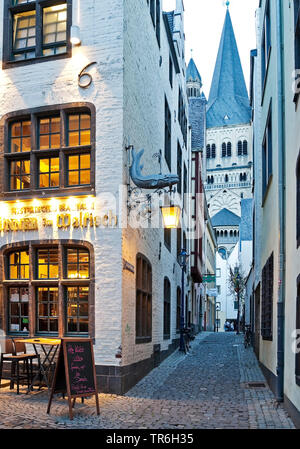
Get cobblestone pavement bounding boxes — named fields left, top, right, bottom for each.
left=0, top=333, right=295, bottom=429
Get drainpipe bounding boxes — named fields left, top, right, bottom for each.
left=275, top=0, right=286, bottom=403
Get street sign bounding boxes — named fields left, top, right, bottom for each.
left=203, top=274, right=216, bottom=283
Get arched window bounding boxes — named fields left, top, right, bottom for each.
left=176, top=287, right=181, bottom=332
left=238, top=140, right=243, bottom=156
left=164, top=277, right=171, bottom=340
left=222, top=143, right=227, bottom=158
left=227, top=142, right=232, bottom=157
left=230, top=230, right=233, bottom=237
left=225, top=174, right=229, bottom=183
left=212, top=144, right=216, bottom=158
left=218, top=248, right=227, bottom=260
left=136, top=254, right=152, bottom=342
left=206, top=144, right=211, bottom=159
left=243, top=140, right=248, bottom=155
left=224, top=231, right=228, bottom=237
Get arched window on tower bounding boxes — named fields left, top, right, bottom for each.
left=212, top=144, right=216, bottom=158
left=243, top=140, right=248, bottom=155
left=206, top=144, right=211, bottom=159
left=222, top=143, right=226, bottom=158
left=225, top=174, right=229, bottom=183
left=227, top=142, right=232, bottom=157
left=238, top=140, right=243, bottom=156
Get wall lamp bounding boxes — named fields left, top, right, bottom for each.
left=70, top=25, right=81, bottom=46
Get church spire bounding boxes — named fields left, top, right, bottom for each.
left=186, top=57, right=202, bottom=98
left=206, top=8, right=251, bottom=128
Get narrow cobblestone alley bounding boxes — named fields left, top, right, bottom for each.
left=0, top=333, right=295, bottom=429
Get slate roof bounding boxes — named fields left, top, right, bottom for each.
left=187, top=58, right=202, bottom=86
left=206, top=9, right=251, bottom=128
left=211, top=208, right=241, bottom=227
left=189, top=96, right=206, bottom=151
left=240, top=199, right=253, bottom=241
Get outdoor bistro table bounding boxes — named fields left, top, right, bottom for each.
left=15, top=338, right=61, bottom=394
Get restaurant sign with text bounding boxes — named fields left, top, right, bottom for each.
left=0, top=197, right=118, bottom=233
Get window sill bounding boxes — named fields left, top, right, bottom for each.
left=2, top=51, right=71, bottom=70
left=135, top=337, right=152, bottom=345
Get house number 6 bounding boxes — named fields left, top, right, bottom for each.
left=78, top=62, right=97, bottom=89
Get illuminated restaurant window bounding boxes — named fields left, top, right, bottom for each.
left=38, top=158, right=60, bottom=188
left=67, top=154, right=91, bottom=186
left=37, top=248, right=59, bottom=279
left=67, top=248, right=90, bottom=279
left=68, top=114, right=91, bottom=146
left=3, top=104, right=94, bottom=196
left=8, top=250, right=29, bottom=279
left=10, top=160, right=30, bottom=190
left=8, top=287, right=29, bottom=333
left=37, top=287, right=59, bottom=333
left=66, top=286, right=89, bottom=334
left=39, top=117, right=61, bottom=149
left=3, top=1, right=71, bottom=67
left=13, top=10, right=36, bottom=60
left=43, top=4, right=67, bottom=56
left=3, top=242, right=92, bottom=336
left=10, top=120, right=31, bottom=153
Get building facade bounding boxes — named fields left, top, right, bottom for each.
left=0, top=0, right=195, bottom=394
left=251, top=0, right=300, bottom=426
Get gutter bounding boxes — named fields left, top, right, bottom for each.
left=275, top=0, right=286, bottom=403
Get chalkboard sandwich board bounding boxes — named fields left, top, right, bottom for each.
left=47, top=338, right=100, bottom=420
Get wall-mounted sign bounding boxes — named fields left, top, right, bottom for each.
left=0, top=197, right=118, bottom=233
left=202, top=274, right=216, bottom=284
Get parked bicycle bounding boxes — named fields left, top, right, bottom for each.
left=244, top=325, right=252, bottom=348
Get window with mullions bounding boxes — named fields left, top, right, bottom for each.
left=67, top=154, right=91, bottom=186
left=66, top=286, right=89, bottom=334
left=39, top=117, right=61, bottom=149
left=10, top=159, right=30, bottom=190
left=8, top=287, right=29, bottom=333
left=37, top=287, right=59, bottom=333
left=68, top=114, right=91, bottom=147
left=3, top=242, right=92, bottom=336
left=13, top=10, right=36, bottom=61
left=10, top=120, right=31, bottom=153
left=67, top=248, right=89, bottom=279
left=2, top=104, right=94, bottom=197
left=37, top=248, right=59, bottom=279
left=8, top=250, right=29, bottom=279
left=136, top=254, right=152, bottom=343
left=3, top=1, right=71, bottom=67
left=43, top=4, right=67, bottom=56
left=38, top=157, right=59, bottom=188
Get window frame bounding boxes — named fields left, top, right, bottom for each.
left=135, top=253, right=152, bottom=344
left=3, top=0, right=72, bottom=69
left=1, top=240, right=94, bottom=338
left=261, top=253, right=274, bottom=341
left=163, top=277, right=171, bottom=340
left=0, top=103, right=96, bottom=200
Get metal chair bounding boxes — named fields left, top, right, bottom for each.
left=0, top=339, right=39, bottom=394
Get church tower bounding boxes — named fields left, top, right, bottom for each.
left=205, top=6, right=253, bottom=223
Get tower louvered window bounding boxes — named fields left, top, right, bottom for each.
left=243, top=140, right=248, bottom=155
left=222, top=143, right=226, bottom=158
left=227, top=142, right=232, bottom=157
left=261, top=253, right=274, bottom=341
left=212, top=144, right=216, bottom=158
left=238, top=141, right=243, bottom=156
left=206, top=145, right=211, bottom=159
